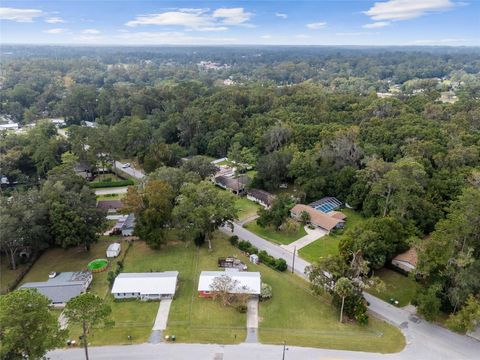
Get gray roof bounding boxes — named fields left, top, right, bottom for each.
left=19, top=271, right=91, bottom=304
left=122, top=213, right=135, bottom=229
left=20, top=283, right=84, bottom=304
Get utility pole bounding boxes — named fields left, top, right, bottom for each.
left=282, top=340, right=287, bottom=360
left=291, top=246, right=296, bottom=274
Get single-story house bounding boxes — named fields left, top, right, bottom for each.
left=74, top=162, right=93, bottom=181
left=106, top=243, right=121, bottom=258
left=19, top=271, right=92, bottom=307
left=290, top=204, right=345, bottom=232
left=111, top=271, right=179, bottom=300
left=391, top=248, right=418, bottom=273
left=247, top=189, right=275, bottom=208
left=329, top=211, right=347, bottom=221
left=198, top=269, right=261, bottom=297
left=213, top=175, right=250, bottom=194
left=122, top=213, right=135, bottom=236
left=97, top=200, right=124, bottom=213
left=48, top=118, right=66, bottom=127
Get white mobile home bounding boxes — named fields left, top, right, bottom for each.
left=111, top=272, right=178, bottom=300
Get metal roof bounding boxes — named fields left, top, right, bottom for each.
left=111, top=272, right=179, bottom=295
left=198, top=270, right=261, bottom=294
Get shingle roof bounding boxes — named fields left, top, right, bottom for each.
left=97, top=200, right=124, bottom=210
left=122, top=213, right=135, bottom=229
left=291, top=204, right=343, bottom=231
left=329, top=211, right=347, bottom=220
left=214, top=175, right=250, bottom=192
left=247, top=188, right=275, bottom=206
left=393, top=248, right=418, bottom=267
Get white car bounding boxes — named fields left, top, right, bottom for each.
left=122, top=163, right=131, bottom=168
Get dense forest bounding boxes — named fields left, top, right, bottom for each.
left=1, top=46, right=479, bottom=329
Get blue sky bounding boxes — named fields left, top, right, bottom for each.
left=0, top=1, right=478, bottom=46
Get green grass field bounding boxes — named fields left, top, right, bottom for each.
left=299, top=209, right=365, bottom=263
left=16, top=231, right=404, bottom=352
left=367, top=268, right=420, bottom=307
left=235, top=197, right=261, bottom=221
left=244, top=221, right=307, bottom=245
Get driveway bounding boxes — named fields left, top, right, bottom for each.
left=281, top=226, right=327, bottom=253
left=148, top=299, right=173, bottom=344
left=220, top=223, right=480, bottom=359
left=115, top=161, right=145, bottom=180
left=245, top=298, right=259, bottom=343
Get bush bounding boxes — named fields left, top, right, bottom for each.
left=107, top=271, right=116, bottom=287
left=260, top=282, right=273, bottom=301
left=229, top=235, right=239, bottom=246
left=235, top=303, right=248, bottom=313
left=274, top=258, right=288, bottom=272
left=89, top=179, right=134, bottom=188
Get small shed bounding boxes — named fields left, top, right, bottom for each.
left=249, top=254, right=259, bottom=264
left=106, top=243, right=121, bottom=258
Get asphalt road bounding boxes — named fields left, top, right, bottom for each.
left=94, top=186, right=129, bottom=195
left=115, top=161, right=145, bottom=180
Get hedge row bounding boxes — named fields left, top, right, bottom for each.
left=230, top=236, right=288, bottom=272
left=89, top=179, right=134, bottom=188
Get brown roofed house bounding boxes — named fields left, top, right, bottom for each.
left=391, top=248, right=418, bottom=273
left=290, top=204, right=344, bottom=232
left=213, top=175, right=250, bottom=194
left=247, top=189, right=275, bottom=208
left=329, top=211, right=347, bottom=220
left=97, top=200, right=124, bottom=213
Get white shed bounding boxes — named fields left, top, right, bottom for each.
left=106, top=243, right=121, bottom=258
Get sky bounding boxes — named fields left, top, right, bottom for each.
left=0, top=0, right=478, bottom=46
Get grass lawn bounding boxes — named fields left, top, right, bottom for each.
left=299, top=209, right=366, bottom=263
left=367, top=268, right=420, bottom=307
left=244, top=221, right=307, bottom=245
left=0, top=256, right=28, bottom=294
left=235, top=197, right=261, bottom=221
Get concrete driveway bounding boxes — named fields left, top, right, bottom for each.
left=149, top=299, right=172, bottom=344
left=245, top=298, right=259, bottom=343
left=282, top=226, right=327, bottom=253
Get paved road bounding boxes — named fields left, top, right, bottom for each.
left=220, top=222, right=480, bottom=359
left=94, top=186, right=129, bottom=195
left=115, top=161, right=145, bottom=180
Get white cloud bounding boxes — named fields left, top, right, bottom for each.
left=364, top=0, right=457, bottom=22
left=275, top=12, right=288, bottom=19
left=213, top=8, right=252, bottom=25
left=126, top=7, right=253, bottom=30
left=82, top=29, right=101, bottom=34
left=74, top=35, right=106, bottom=43
left=43, top=28, right=66, bottom=34
left=0, top=7, right=43, bottom=22
left=306, top=22, right=327, bottom=30
left=336, top=32, right=379, bottom=36
left=45, top=17, right=65, bottom=24
left=363, top=21, right=391, bottom=28
left=261, top=34, right=273, bottom=39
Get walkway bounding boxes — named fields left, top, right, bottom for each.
left=281, top=226, right=326, bottom=253
left=149, top=299, right=172, bottom=344
left=245, top=298, right=259, bottom=343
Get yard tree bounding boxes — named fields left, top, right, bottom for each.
left=64, top=293, right=113, bottom=360
left=122, top=179, right=176, bottom=248
left=181, top=155, right=217, bottom=179
left=173, top=181, right=237, bottom=250
left=257, top=194, right=293, bottom=230
left=0, top=289, right=67, bottom=359
left=335, top=277, right=354, bottom=323
left=41, top=181, right=105, bottom=250
left=446, top=295, right=480, bottom=333
left=149, top=166, right=201, bottom=195
left=210, top=275, right=250, bottom=310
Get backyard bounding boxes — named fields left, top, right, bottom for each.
left=244, top=220, right=307, bottom=245
left=367, top=268, right=420, bottom=307
left=298, top=208, right=365, bottom=263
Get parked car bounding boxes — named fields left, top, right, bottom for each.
left=122, top=163, right=131, bottom=168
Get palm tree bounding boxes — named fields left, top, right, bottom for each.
left=334, top=277, right=354, bottom=323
